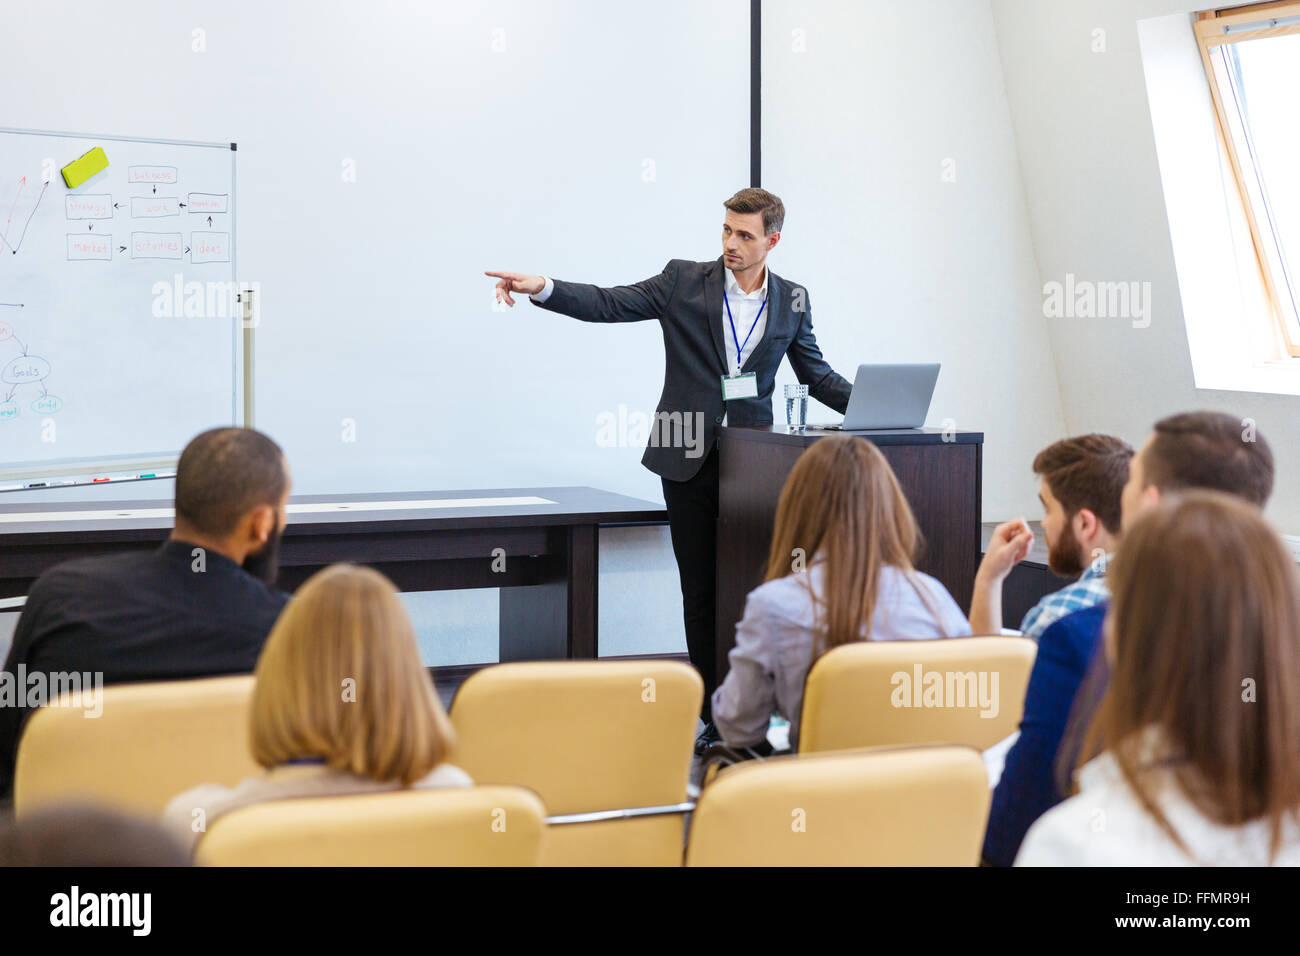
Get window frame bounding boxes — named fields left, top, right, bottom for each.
left=1195, top=1, right=1300, bottom=357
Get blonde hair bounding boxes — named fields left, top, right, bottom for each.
left=250, top=563, right=455, bottom=783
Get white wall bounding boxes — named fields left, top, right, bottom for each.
left=991, top=0, right=1300, bottom=533
left=763, top=0, right=1067, bottom=521
left=0, top=0, right=749, bottom=505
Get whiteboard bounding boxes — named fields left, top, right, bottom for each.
left=0, top=128, right=239, bottom=485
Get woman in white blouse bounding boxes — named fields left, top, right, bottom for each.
left=1017, top=490, right=1300, bottom=866
left=712, top=436, right=970, bottom=750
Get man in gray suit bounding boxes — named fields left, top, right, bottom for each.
left=488, top=187, right=851, bottom=751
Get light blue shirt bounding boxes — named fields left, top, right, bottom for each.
left=712, top=561, right=971, bottom=749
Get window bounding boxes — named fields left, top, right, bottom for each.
left=1197, top=2, right=1300, bottom=356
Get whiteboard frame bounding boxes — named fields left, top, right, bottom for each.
left=0, top=127, right=244, bottom=489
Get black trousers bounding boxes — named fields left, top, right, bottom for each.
left=660, top=443, right=720, bottom=723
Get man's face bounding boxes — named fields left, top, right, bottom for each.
left=1039, top=478, right=1084, bottom=577
left=1120, top=438, right=1157, bottom=534
left=722, top=210, right=777, bottom=272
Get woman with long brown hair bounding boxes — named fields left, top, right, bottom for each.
left=164, top=563, right=470, bottom=852
left=1017, top=491, right=1300, bottom=865
left=712, top=436, right=969, bottom=749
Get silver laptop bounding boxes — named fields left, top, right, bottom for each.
left=811, top=363, right=940, bottom=430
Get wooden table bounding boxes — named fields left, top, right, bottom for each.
left=0, top=486, right=666, bottom=662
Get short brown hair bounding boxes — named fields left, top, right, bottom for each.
left=1087, top=490, right=1300, bottom=862
left=250, top=563, right=456, bottom=784
left=1032, top=434, right=1133, bottom=534
left=1142, top=411, right=1274, bottom=506
left=175, top=427, right=287, bottom=536
left=724, top=187, right=785, bottom=235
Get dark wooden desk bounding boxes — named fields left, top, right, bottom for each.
left=0, top=486, right=666, bottom=662
left=716, top=426, right=984, bottom=682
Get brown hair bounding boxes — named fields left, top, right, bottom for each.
left=1032, top=434, right=1133, bottom=534
left=250, top=563, right=456, bottom=784
left=763, top=436, right=947, bottom=659
left=1082, top=490, right=1300, bottom=862
left=175, top=427, right=287, bottom=536
left=1142, top=411, right=1274, bottom=506
left=724, top=187, right=785, bottom=235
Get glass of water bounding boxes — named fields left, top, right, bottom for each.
left=785, top=383, right=809, bottom=430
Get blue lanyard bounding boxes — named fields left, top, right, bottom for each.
left=723, top=283, right=768, bottom=373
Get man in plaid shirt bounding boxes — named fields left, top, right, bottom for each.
left=982, top=411, right=1275, bottom=865
left=969, top=434, right=1133, bottom=639
left=1015, top=551, right=1112, bottom=641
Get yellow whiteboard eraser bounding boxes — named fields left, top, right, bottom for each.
left=61, top=147, right=110, bottom=189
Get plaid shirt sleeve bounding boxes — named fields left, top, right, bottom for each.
left=1018, top=575, right=1111, bottom=642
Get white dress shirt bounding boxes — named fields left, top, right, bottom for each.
left=530, top=263, right=770, bottom=374
left=531, top=276, right=555, bottom=302
left=721, top=264, right=769, bottom=376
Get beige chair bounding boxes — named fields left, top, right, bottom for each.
left=686, top=745, right=991, bottom=866
left=449, top=660, right=702, bottom=866
left=196, top=785, right=546, bottom=866
left=14, top=675, right=257, bottom=817
left=798, top=636, right=1036, bottom=753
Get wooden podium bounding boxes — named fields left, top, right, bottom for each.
left=715, top=425, right=984, bottom=683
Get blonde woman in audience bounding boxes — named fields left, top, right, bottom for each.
left=1017, top=491, right=1300, bottom=865
left=712, top=436, right=970, bottom=750
left=164, top=563, right=470, bottom=852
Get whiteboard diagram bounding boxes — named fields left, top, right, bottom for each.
left=0, top=128, right=240, bottom=486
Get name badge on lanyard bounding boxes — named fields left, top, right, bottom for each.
left=721, top=285, right=767, bottom=402
left=721, top=372, right=758, bottom=400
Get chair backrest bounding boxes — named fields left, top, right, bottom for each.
left=685, top=745, right=991, bottom=866
left=196, top=785, right=545, bottom=866
left=799, top=636, right=1036, bottom=753
left=14, top=675, right=258, bottom=817
left=449, top=659, right=702, bottom=865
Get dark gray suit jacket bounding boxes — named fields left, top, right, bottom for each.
left=534, top=255, right=852, bottom=482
